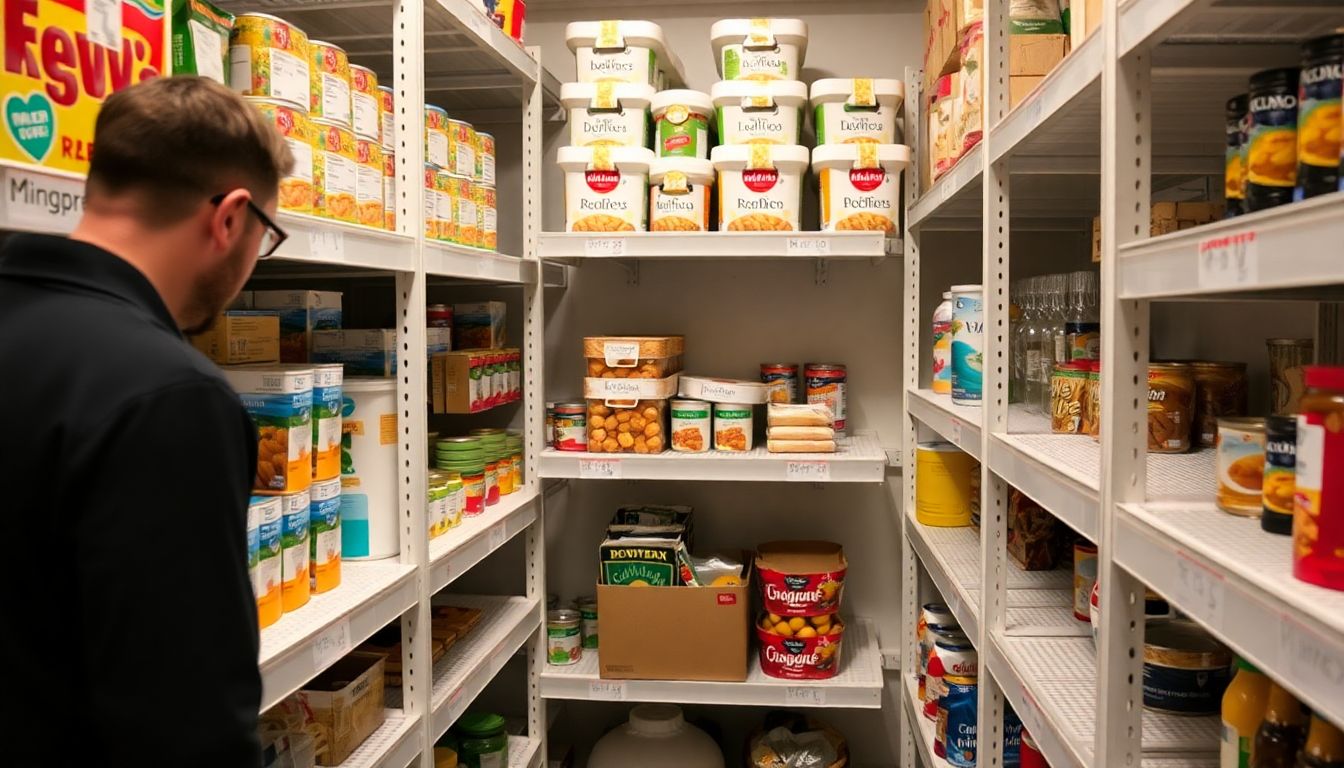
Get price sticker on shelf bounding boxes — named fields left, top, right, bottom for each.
left=1196, top=230, right=1258, bottom=290
left=311, top=618, right=352, bottom=670
left=786, top=237, right=831, bottom=256
left=785, top=686, right=827, bottom=706
left=489, top=522, right=507, bottom=551
left=309, top=230, right=346, bottom=262
left=1278, top=614, right=1344, bottom=692
left=588, top=680, right=627, bottom=701
left=785, top=461, right=831, bottom=482
left=1173, top=550, right=1225, bottom=628
left=579, top=458, right=622, bottom=479
left=584, top=237, right=627, bottom=257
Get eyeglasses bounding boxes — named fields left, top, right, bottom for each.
left=210, top=193, right=288, bottom=259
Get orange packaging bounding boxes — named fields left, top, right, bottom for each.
left=377, top=86, right=395, bottom=149
left=354, top=138, right=383, bottom=228
left=308, top=39, right=351, bottom=126
left=423, top=165, right=441, bottom=239
left=756, top=612, right=845, bottom=680
left=1, top=0, right=166, bottom=174
left=313, top=119, right=357, bottom=222
left=252, top=495, right=284, bottom=628
left=273, top=489, right=311, bottom=613
left=248, top=98, right=315, bottom=214
left=756, top=541, right=848, bottom=617
left=480, top=183, right=497, bottom=250
left=435, top=170, right=455, bottom=241
left=350, top=64, right=380, bottom=141
left=383, top=150, right=397, bottom=231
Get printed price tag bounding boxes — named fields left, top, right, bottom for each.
left=2, top=168, right=85, bottom=232
left=312, top=619, right=352, bottom=670
left=1278, top=615, right=1344, bottom=693
left=584, top=237, right=627, bottom=257
left=579, top=459, right=622, bottom=479
left=785, top=461, right=831, bottom=482
left=1197, top=230, right=1258, bottom=290
left=309, top=230, right=345, bottom=262
left=1173, top=551, right=1225, bottom=627
left=86, top=0, right=122, bottom=50
left=785, top=686, right=827, bottom=706
left=786, top=237, right=831, bottom=256
left=489, top=522, right=507, bottom=551
left=588, top=680, right=627, bottom=701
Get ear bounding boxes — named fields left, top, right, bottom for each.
left=209, top=188, right=253, bottom=250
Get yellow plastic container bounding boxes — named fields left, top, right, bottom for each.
left=915, top=442, right=977, bottom=527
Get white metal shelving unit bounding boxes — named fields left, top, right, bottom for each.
left=901, top=1, right=1344, bottom=767
left=538, top=231, right=899, bottom=261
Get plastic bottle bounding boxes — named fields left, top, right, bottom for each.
left=1252, top=682, right=1307, bottom=768
left=1221, top=657, right=1271, bottom=768
left=1066, top=270, right=1100, bottom=361
left=1297, top=715, right=1344, bottom=768
left=932, top=291, right=954, bottom=395
left=1009, top=281, right=1024, bottom=403
left=1035, top=274, right=1067, bottom=415
left=1023, top=277, right=1046, bottom=415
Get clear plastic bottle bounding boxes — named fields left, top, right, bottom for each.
left=1066, top=270, right=1101, bottom=361
left=1009, top=282, right=1023, bottom=403
left=1036, top=275, right=1068, bottom=416
left=1022, top=277, right=1046, bottom=414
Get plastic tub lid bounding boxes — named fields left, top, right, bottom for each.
left=650, top=89, right=714, bottom=119
left=710, top=18, right=810, bottom=52
left=557, top=145, right=656, bottom=174
left=560, top=82, right=655, bottom=110
left=710, top=79, right=808, bottom=108
left=649, top=157, right=714, bottom=187
left=810, top=78, right=905, bottom=108
left=710, top=144, right=810, bottom=172
left=812, top=143, right=912, bottom=172
left=950, top=284, right=983, bottom=293
left=566, top=19, right=670, bottom=56
left=455, top=711, right=507, bottom=737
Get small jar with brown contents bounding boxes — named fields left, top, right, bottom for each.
left=1148, top=363, right=1196, bottom=453
left=1189, top=361, right=1249, bottom=447
left=587, top=398, right=667, bottom=454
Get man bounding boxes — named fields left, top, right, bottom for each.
left=0, top=77, right=292, bottom=765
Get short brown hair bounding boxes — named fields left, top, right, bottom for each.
left=87, top=76, right=294, bottom=224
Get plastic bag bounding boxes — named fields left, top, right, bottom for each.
left=749, top=726, right=840, bottom=768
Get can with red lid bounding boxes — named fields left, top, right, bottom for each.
left=427, top=304, right=453, bottom=328
left=804, top=363, right=847, bottom=433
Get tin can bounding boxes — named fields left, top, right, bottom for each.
left=253, top=495, right=283, bottom=628
left=1148, top=362, right=1196, bottom=453
left=247, top=98, right=315, bottom=215
left=350, top=64, right=380, bottom=141
left=448, top=118, right=476, bottom=177
left=576, top=597, right=599, bottom=650
left=478, top=131, right=497, bottom=185
left=378, top=86, right=396, bottom=149
left=473, top=180, right=488, bottom=249
left=1050, top=362, right=1090, bottom=434
left=1216, top=417, right=1266, bottom=516
left=915, top=442, right=977, bottom=527
left=312, top=118, right=357, bottom=222
left=382, top=151, right=396, bottom=231
left=427, top=304, right=453, bottom=328
left=309, top=479, right=342, bottom=594
left=1268, top=338, right=1314, bottom=415
left=761, top=362, right=799, bottom=404
left=435, top=170, right=456, bottom=241
left=277, top=489, right=312, bottom=613
left=354, top=138, right=384, bottom=228
left=805, top=363, right=848, bottom=433
left=937, top=675, right=978, bottom=767
left=713, top=402, right=754, bottom=452
left=546, top=608, right=582, bottom=666
left=916, top=604, right=957, bottom=699
left=1004, top=706, right=1024, bottom=767
left=425, top=104, right=449, bottom=167
left=309, top=40, right=351, bottom=126
left=1021, top=729, right=1045, bottom=768
left=1247, top=67, right=1300, bottom=211
left=480, top=184, right=498, bottom=251
left=1296, top=34, right=1343, bottom=200
left=1263, top=415, right=1296, bottom=534
left=423, top=166, right=443, bottom=239
left=229, top=13, right=311, bottom=110
left=670, top=399, right=711, bottom=453
left=454, top=174, right=478, bottom=247
left=935, top=637, right=978, bottom=679
left=1073, top=540, right=1098, bottom=621
left=554, top=402, right=587, bottom=451
left=951, top=284, right=984, bottom=404
left=1225, top=94, right=1248, bottom=217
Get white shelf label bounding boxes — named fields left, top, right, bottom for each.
left=1196, top=230, right=1258, bottom=290
left=309, top=229, right=346, bottom=262
left=489, top=521, right=507, bottom=551
left=579, top=459, right=622, bottom=479
left=588, top=680, right=627, bottom=700
left=786, top=237, right=831, bottom=256
left=785, top=461, right=831, bottom=482
left=446, top=686, right=467, bottom=718
left=466, top=9, right=493, bottom=40
left=312, top=618, right=352, bottom=670
left=1279, top=615, right=1344, bottom=692
left=3, top=168, right=84, bottom=232
left=1173, top=551, right=1225, bottom=628
left=584, top=237, right=627, bottom=257
left=785, top=686, right=827, bottom=706
left=950, top=418, right=962, bottom=445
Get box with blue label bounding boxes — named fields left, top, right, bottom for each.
left=313, top=329, right=452, bottom=376
left=252, top=290, right=343, bottom=362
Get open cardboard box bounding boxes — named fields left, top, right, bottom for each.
left=596, top=555, right=751, bottom=682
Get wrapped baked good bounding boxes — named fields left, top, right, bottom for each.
left=768, top=439, right=837, bottom=453
left=768, top=403, right=834, bottom=427
left=767, top=426, right=836, bottom=441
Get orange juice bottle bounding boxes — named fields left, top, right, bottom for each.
left=1222, top=658, right=1271, bottom=768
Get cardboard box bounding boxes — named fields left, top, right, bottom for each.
left=253, top=290, right=343, bottom=363
left=1010, top=34, right=1069, bottom=77
left=1092, top=200, right=1224, bottom=261
left=191, top=311, right=280, bottom=365
left=316, top=328, right=452, bottom=376
left=297, top=651, right=386, bottom=766
left=955, top=0, right=983, bottom=32
left=1010, top=75, right=1046, bottom=108
left=1083, top=0, right=1103, bottom=38
left=453, top=301, right=507, bottom=350
left=923, top=0, right=960, bottom=94
left=595, top=558, right=751, bottom=682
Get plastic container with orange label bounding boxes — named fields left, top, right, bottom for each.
left=756, top=541, right=847, bottom=617
left=274, top=489, right=311, bottom=613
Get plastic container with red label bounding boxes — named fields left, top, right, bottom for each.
left=755, top=612, right=844, bottom=680
left=756, top=540, right=847, bottom=617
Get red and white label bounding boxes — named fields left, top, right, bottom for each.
left=717, top=593, right=738, bottom=606
left=849, top=167, right=886, bottom=192
left=1196, top=229, right=1259, bottom=290
left=743, top=168, right=779, bottom=192
left=586, top=169, right=621, bottom=194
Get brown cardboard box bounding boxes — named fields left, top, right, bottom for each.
left=923, top=0, right=960, bottom=94
left=432, top=350, right=489, bottom=414
left=1092, top=201, right=1224, bottom=261
left=954, top=0, right=983, bottom=32
left=298, top=652, right=387, bottom=766
left=1010, top=75, right=1046, bottom=108
left=596, top=558, right=751, bottom=682
left=1011, top=34, right=1069, bottom=76
left=191, top=311, right=280, bottom=365
left=1085, top=0, right=1103, bottom=37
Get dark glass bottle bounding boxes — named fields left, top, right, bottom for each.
left=1297, top=715, right=1344, bottom=768
left=1253, top=683, right=1307, bottom=768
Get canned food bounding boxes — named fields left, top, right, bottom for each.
left=353, top=138, right=384, bottom=228
left=805, top=363, right=847, bottom=433
left=937, top=675, right=978, bottom=767
left=1216, top=417, right=1266, bottom=516
left=247, top=98, right=315, bottom=214
left=951, top=285, right=984, bottom=404
left=350, top=64, right=380, bottom=141
left=426, top=104, right=449, bottom=168
left=472, top=180, right=487, bottom=249
left=934, top=637, right=978, bottom=678
left=1147, top=363, right=1195, bottom=453
left=312, top=119, right=357, bottom=222
left=1073, top=540, right=1098, bottom=621
left=1263, top=415, right=1296, bottom=534
left=427, top=304, right=453, bottom=328
left=1226, top=93, right=1248, bottom=216
left=670, top=399, right=710, bottom=452
left=1190, top=361, right=1249, bottom=447
left=1143, top=619, right=1232, bottom=715
left=229, top=13, right=311, bottom=110
left=915, top=442, right=976, bottom=527
left=1247, top=67, right=1300, bottom=211
left=761, top=363, right=799, bottom=404
left=756, top=612, right=845, bottom=680
left=713, top=402, right=753, bottom=451
left=382, top=151, right=396, bottom=231
left=1268, top=338, right=1314, bottom=415
left=1050, top=362, right=1090, bottom=434
left=553, top=402, right=587, bottom=451
left=1296, top=34, right=1342, bottom=200
left=480, top=184, right=497, bottom=251
left=478, top=131, right=497, bottom=185
left=576, top=597, right=598, bottom=650
left=1083, top=361, right=1101, bottom=437
left=545, top=402, right=556, bottom=447
left=309, top=40, right=351, bottom=126
left=454, top=174, right=478, bottom=247
left=423, top=166, right=444, bottom=239
left=435, top=170, right=455, bottom=242
left=378, top=86, right=396, bottom=149
left=546, top=609, right=582, bottom=666
left=448, top=118, right=475, bottom=177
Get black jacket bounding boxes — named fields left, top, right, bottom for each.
left=0, top=234, right=261, bottom=766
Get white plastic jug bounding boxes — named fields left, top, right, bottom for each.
left=588, top=704, right=725, bottom=768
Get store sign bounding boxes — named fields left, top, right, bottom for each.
left=2, top=165, right=84, bottom=231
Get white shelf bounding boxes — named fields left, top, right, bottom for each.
left=268, top=213, right=417, bottom=272
left=907, top=389, right=982, bottom=459
left=539, top=619, right=884, bottom=709
left=906, top=515, right=982, bottom=641
left=1116, top=502, right=1344, bottom=726
left=902, top=675, right=951, bottom=768
left=990, top=31, right=1103, bottom=164
left=909, top=144, right=983, bottom=229
left=334, top=710, right=422, bottom=768
left=538, top=433, right=888, bottom=483
left=1118, top=191, right=1344, bottom=299
left=426, top=241, right=533, bottom=283
left=538, top=231, right=897, bottom=261
left=508, top=736, right=543, bottom=768
left=430, top=488, right=540, bottom=594
left=259, top=560, right=418, bottom=712
left=1119, top=0, right=1344, bottom=57
left=423, top=595, right=541, bottom=741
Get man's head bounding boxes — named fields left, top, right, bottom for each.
left=77, top=77, right=294, bottom=333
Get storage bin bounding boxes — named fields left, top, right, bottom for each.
left=812, top=143, right=911, bottom=233
left=559, top=146, right=655, bottom=232
left=711, top=80, right=807, bottom=146
left=583, top=335, right=685, bottom=378
left=710, top=18, right=809, bottom=81
left=810, top=78, right=905, bottom=145
left=710, top=144, right=808, bottom=232
left=566, top=20, right=673, bottom=87
left=561, top=82, right=655, bottom=148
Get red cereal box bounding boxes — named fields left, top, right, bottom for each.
left=756, top=541, right=847, bottom=617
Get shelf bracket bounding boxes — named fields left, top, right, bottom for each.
left=814, top=258, right=829, bottom=287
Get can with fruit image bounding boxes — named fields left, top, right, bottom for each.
left=246, top=98, right=315, bottom=215
left=229, top=13, right=311, bottom=110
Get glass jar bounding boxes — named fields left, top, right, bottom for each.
left=506, top=433, right=524, bottom=489
left=455, top=712, right=507, bottom=768
left=442, top=472, right=464, bottom=529
left=1295, top=366, right=1344, bottom=590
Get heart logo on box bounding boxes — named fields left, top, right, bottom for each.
left=5, top=92, right=56, bottom=163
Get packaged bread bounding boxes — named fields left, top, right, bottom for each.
left=768, top=403, right=834, bottom=427
left=768, top=439, right=837, bottom=453
left=767, top=426, right=835, bottom=441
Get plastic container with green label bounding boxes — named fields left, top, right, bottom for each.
left=651, top=90, right=713, bottom=159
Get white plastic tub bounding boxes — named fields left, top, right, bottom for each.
left=566, top=20, right=671, bottom=87
left=711, top=80, right=807, bottom=146
left=812, top=143, right=912, bottom=233
left=810, top=78, right=906, bottom=145
left=709, top=144, right=809, bottom=232
left=650, top=90, right=714, bottom=158
left=649, top=157, right=714, bottom=231
left=558, top=145, right=656, bottom=232
left=561, top=82, right=654, bottom=148
left=710, top=18, right=808, bottom=81
left=339, top=377, right=399, bottom=560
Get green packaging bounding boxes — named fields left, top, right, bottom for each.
left=171, top=0, right=234, bottom=84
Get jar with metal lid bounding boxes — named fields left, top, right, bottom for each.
left=1148, top=363, right=1195, bottom=453
left=547, top=608, right=582, bottom=665
left=1294, top=365, right=1344, bottom=591
left=545, top=402, right=557, bottom=447
left=1216, top=417, right=1266, bottom=516
left=553, top=402, right=588, bottom=452
left=455, top=712, right=508, bottom=767
left=1246, top=67, right=1300, bottom=212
